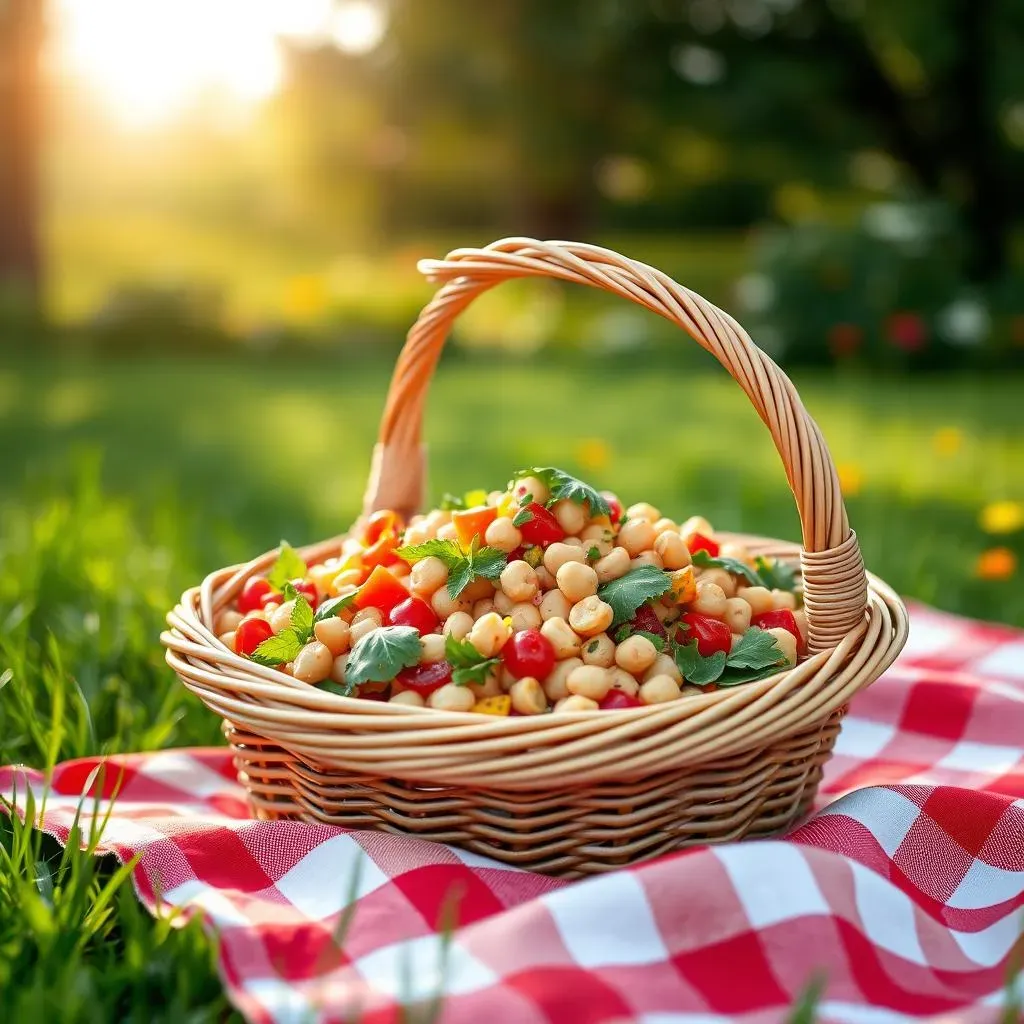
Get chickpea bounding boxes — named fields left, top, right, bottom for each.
left=442, top=611, right=475, bottom=640
left=722, top=597, right=752, bottom=634
left=585, top=538, right=614, bottom=558
left=766, top=626, right=798, bottom=666
left=650, top=600, right=678, bottom=624
left=509, top=602, right=542, bottom=632
left=680, top=684, right=704, bottom=697
left=543, top=542, right=587, bottom=575
left=492, top=590, right=514, bottom=615
left=568, top=596, right=614, bottom=637
left=436, top=522, right=460, bottom=542
left=535, top=566, right=557, bottom=591
left=631, top=551, right=665, bottom=571
left=539, top=588, right=572, bottom=621
left=411, top=556, right=449, bottom=597
left=314, top=616, right=351, bottom=656
left=512, top=475, right=550, bottom=505
left=642, top=653, right=682, bottom=685
left=543, top=657, right=582, bottom=701
left=350, top=616, right=381, bottom=644
left=718, top=542, right=754, bottom=566
left=219, top=631, right=237, bottom=653
left=469, top=673, right=502, bottom=699
left=652, top=517, right=679, bottom=537
left=617, top=518, right=656, bottom=556
left=626, top=502, right=661, bottom=522
left=431, top=588, right=471, bottom=620
left=555, top=695, right=599, bottom=712
left=553, top=499, right=587, bottom=535
left=594, top=546, right=631, bottom=583
left=500, top=665, right=519, bottom=692
left=639, top=675, right=682, bottom=705
left=424, top=509, right=449, bottom=530
left=567, top=665, right=612, bottom=702
left=509, top=677, right=548, bottom=715
left=331, top=569, right=362, bottom=592
left=561, top=536, right=586, bottom=549
left=215, top=609, right=243, bottom=634
left=473, top=598, right=496, bottom=619
left=692, top=581, right=728, bottom=618
left=680, top=515, right=714, bottom=542
left=739, top=585, right=774, bottom=616
left=293, top=641, right=333, bottom=684
left=653, top=531, right=691, bottom=570
left=402, top=523, right=432, bottom=546
left=428, top=684, right=476, bottom=712
left=581, top=632, right=615, bottom=668
left=500, top=560, right=538, bottom=602
left=615, top=634, right=658, bottom=675
left=468, top=612, right=511, bottom=658
left=540, top=616, right=582, bottom=659
left=329, top=653, right=348, bottom=684
left=390, top=691, right=425, bottom=707
left=772, top=588, right=798, bottom=611
left=793, top=609, right=809, bottom=646
left=485, top=516, right=523, bottom=553
left=351, top=607, right=382, bottom=627
left=581, top=524, right=614, bottom=543
left=270, top=600, right=295, bottom=634
left=556, top=561, right=599, bottom=603
left=420, top=632, right=447, bottom=662
left=609, top=668, right=640, bottom=696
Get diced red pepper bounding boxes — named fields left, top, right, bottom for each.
left=751, top=609, right=803, bottom=649
left=687, top=533, right=720, bottom=557
left=395, top=660, right=452, bottom=695
left=517, top=503, right=566, bottom=547
left=238, top=577, right=274, bottom=614
left=601, top=491, right=623, bottom=524
left=355, top=565, right=410, bottom=616
left=630, top=603, right=667, bottom=639
left=679, top=611, right=732, bottom=657
left=599, top=690, right=645, bottom=710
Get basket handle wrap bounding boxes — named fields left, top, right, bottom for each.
left=364, top=238, right=866, bottom=655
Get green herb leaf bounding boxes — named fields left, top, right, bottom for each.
left=395, top=539, right=464, bottom=567
left=266, top=542, right=307, bottom=591
left=673, top=640, right=726, bottom=685
left=586, top=639, right=600, bottom=653
left=513, top=466, right=611, bottom=517
left=612, top=624, right=666, bottom=651
left=587, top=545, right=600, bottom=561
left=250, top=630, right=304, bottom=667
left=597, top=565, right=673, bottom=626
left=754, top=556, right=799, bottom=593
left=691, top=549, right=762, bottom=587
left=469, top=544, right=507, bottom=580
left=512, top=507, right=534, bottom=528
left=395, top=538, right=507, bottom=599
left=314, top=591, right=358, bottom=623
left=318, top=678, right=357, bottom=698
left=725, top=626, right=786, bottom=670
left=290, top=594, right=315, bottom=643
left=440, top=493, right=467, bottom=511
left=446, top=562, right=475, bottom=600
left=715, top=663, right=789, bottom=687
left=346, top=626, right=422, bottom=686
left=444, top=634, right=502, bottom=687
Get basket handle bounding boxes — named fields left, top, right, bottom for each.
left=364, top=237, right=866, bottom=655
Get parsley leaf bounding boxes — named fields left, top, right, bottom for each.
left=597, top=565, right=673, bottom=626
left=587, top=545, right=600, bottom=561
left=440, top=493, right=467, bottom=511
left=314, top=592, right=358, bottom=623
left=345, top=626, right=422, bottom=686
left=691, top=549, right=800, bottom=594
left=395, top=538, right=464, bottom=566
left=673, top=626, right=788, bottom=688
left=395, top=537, right=507, bottom=597
left=513, top=466, right=611, bottom=518
left=613, top=623, right=666, bottom=651
left=512, top=507, right=534, bottom=528
left=754, top=556, right=799, bottom=593
left=318, top=678, right=357, bottom=697
left=444, top=634, right=502, bottom=687
left=250, top=630, right=304, bottom=667
left=691, top=549, right=761, bottom=587
left=674, top=641, right=727, bottom=685
left=266, top=542, right=307, bottom=591
left=725, top=627, right=785, bottom=669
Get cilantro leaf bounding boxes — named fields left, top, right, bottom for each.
left=346, top=626, right=422, bottom=686
left=250, top=630, right=304, bottom=667
left=445, top=634, right=502, bottom=687
left=440, top=493, right=467, bottom=511
left=396, top=535, right=508, bottom=599
left=513, top=466, right=611, bottom=517
left=318, top=678, right=357, bottom=697
left=314, top=591, right=358, bottom=623
left=395, top=539, right=464, bottom=567
left=691, top=549, right=761, bottom=587
left=512, top=507, right=534, bottom=528
left=754, top=556, right=799, bottom=593
left=715, top=663, right=789, bottom=687
left=725, top=627, right=786, bottom=670
left=266, top=542, right=307, bottom=590
left=597, top=565, right=672, bottom=626
left=674, top=641, right=727, bottom=685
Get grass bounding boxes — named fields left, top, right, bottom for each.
left=1, top=346, right=1022, bottom=1020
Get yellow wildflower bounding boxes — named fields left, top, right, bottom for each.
left=975, top=547, right=1017, bottom=581
left=575, top=438, right=610, bottom=472
left=836, top=462, right=864, bottom=497
left=979, top=501, right=1024, bottom=535
left=281, top=275, right=328, bottom=322
left=931, top=427, right=964, bottom=457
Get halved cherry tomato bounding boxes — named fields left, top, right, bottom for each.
left=238, top=577, right=274, bottom=614
left=679, top=612, right=732, bottom=657
left=517, top=503, right=565, bottom=548
left=453, top=505, right=498, bottom=549
left=751, top=609, right=803, bottom=649
left=289, top=579, right=320, bottom=609
left=236, top=617, right=273, bottom=656
left=395, top=660, right=452, bottom=695
left=388, top=596, right=439, bottom=634
left=687, top=533, right=720, bottom=558
left=630, top=603, right=667, bottom=639
left=601, top=491, right=623, bottom=524
left=355, top=565, right=410, bottom=616
left=599, top=690, right=644, bottom=710
left=502, top=629, right=556, bottom=680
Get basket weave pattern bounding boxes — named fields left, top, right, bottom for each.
left=163, top=239, right=908, bottom=877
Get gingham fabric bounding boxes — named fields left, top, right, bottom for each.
left=4, top=602, right=1024, bottom=1023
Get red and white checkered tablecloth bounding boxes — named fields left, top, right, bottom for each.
left=4, top=602, right=1024, bottom=1023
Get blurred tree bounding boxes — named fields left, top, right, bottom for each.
left=0, top=0, right=43, bottom=313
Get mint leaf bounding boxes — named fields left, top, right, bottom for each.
left=725, top=626, right=785, bottom=670
left=314, top=591, right=358, bottom=623
left=440, top=493, right=467, bottom=511
left=469, top=544, right=507, bottom=580
left=444, top=634, right=501, bottom=687
left=691, top=549, right=762, bottom=587
left=346, top=626, right=422, bottom=686
left=290, top=594, right=315, bottom=643
left=512, top=507, right=534, bottom=528
left=318, top=678, right=357, bottom=697
left=250, top=630, right=304, bottom=667
left=754, top=556, right=799, bottom=593
left=266, top=542, right=307, bottom=591
left=597, top=565, right=672, bottom=627
left=513, top=467, right=611, bottom=518
left=673, top=640, right=726, bottom=686
left=396, top=539, right=464, bottom=568
left=396, top=538, right=507, bottom=598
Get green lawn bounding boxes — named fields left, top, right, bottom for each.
left=1, top=348, right=1023, bottom=1020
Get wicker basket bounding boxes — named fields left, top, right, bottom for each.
left=163, top=238, right=909, bottom=878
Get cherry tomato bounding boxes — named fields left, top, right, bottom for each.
left=259, top=589, right=281, bottom=609
left=290, top=579, right=320, bottom=609
left=687, top=533, right=720, bottom=558
left=630, top=602, right=667, bottom=639
left=517, top=503, right=566, bottom=548
left=751, top=609, right=803, bottom=649
left=395, top=660, right=452, bottom=695
left=599, top=690, right=644, bottom=710
left=679, top=612, right=732, bottom=657
left=236, top=617, right=273, bottom=656
left=601, top=491, right=623, bottom=524
left=388, top=596, right=439, bottom=634
left=238, top=577, right=274, bottom=614
left=502, top=629, right=556, bottom=680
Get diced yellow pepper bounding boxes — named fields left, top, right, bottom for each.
left=670, top=566, right=697, bottom=606
left=497, top=493, right=518, bottom=518
left=308, top=563, right=337, bottom=597
left=464, top=489, right=489, bottom=509
left=472, top=695, right=512, bottom=716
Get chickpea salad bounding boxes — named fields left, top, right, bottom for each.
left=217, top=467, right=806, bottom=715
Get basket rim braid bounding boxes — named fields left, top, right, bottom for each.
left=163, top=238, right=909, bottom=798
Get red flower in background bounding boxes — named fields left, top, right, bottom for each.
left=885, top=311, right=927, bottom=351
left=828, top=322, right=863, bottom=358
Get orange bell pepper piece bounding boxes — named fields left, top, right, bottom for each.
left=354, top=565, right=409, bottom=616
left=453, top=505, right=498, bottom=549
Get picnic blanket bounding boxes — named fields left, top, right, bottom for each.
left=3, top=601, right=1024, bottom=1023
